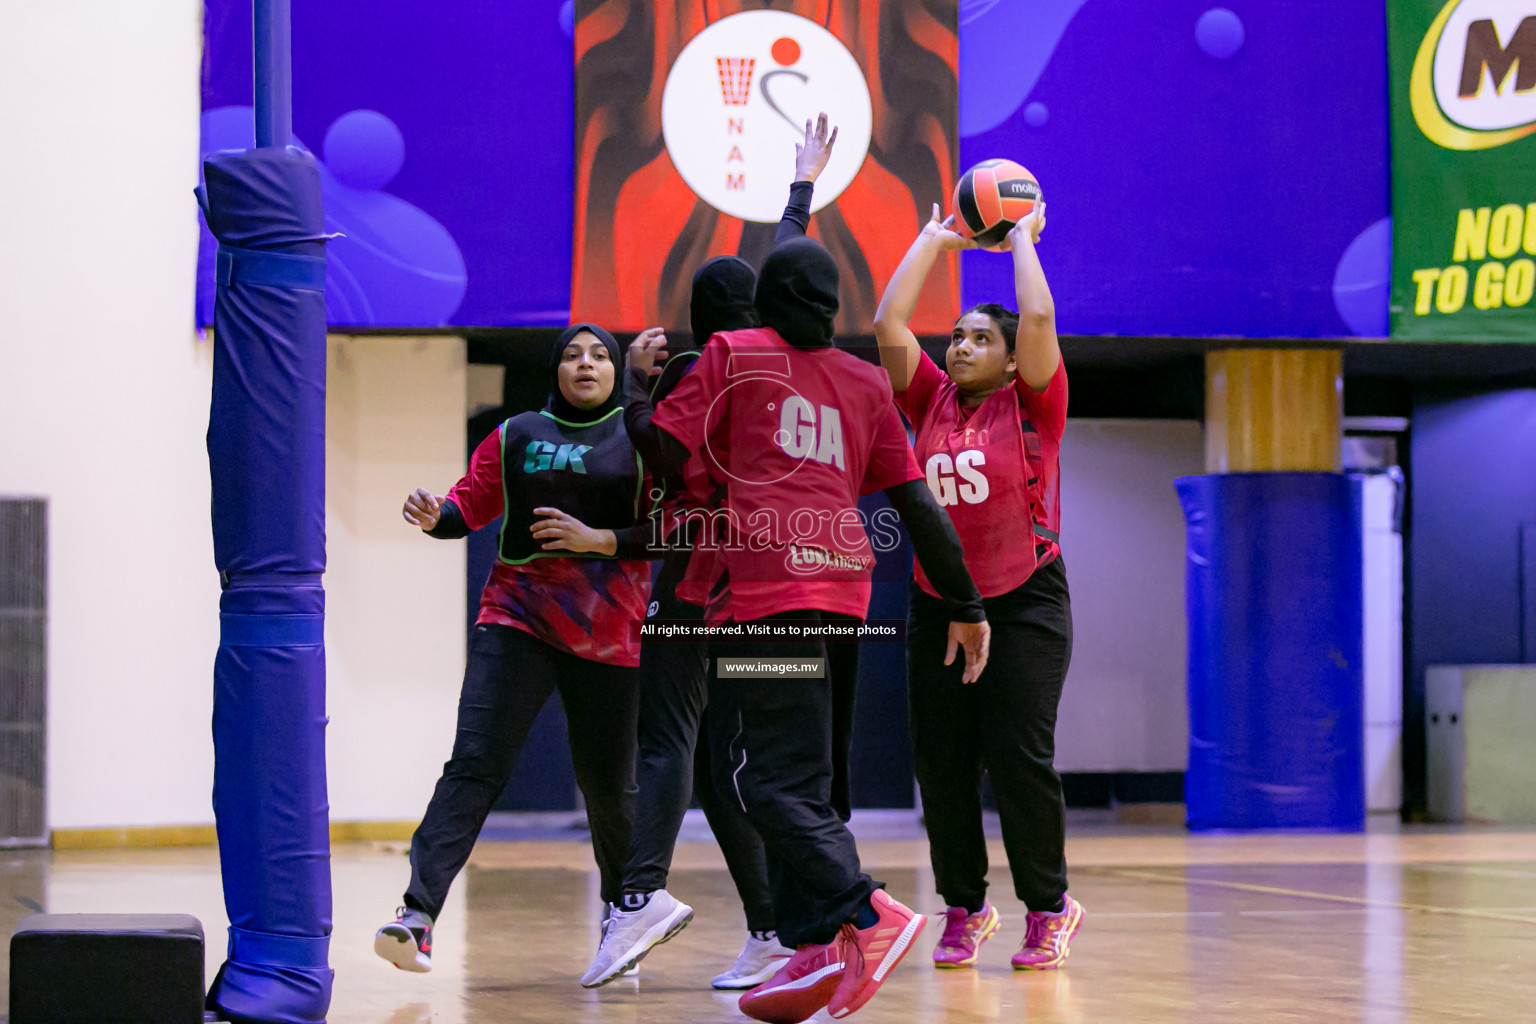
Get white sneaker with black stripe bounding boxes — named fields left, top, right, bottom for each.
left=580, top=890, right=693, bottom=987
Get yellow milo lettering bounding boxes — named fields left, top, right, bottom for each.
left=1454, top=207, right=1491, bottom=262
left=1436, top=265, right=1469, bottom=313
left=1411, top=268, right=1441, bottom=314
left=1474, top=262, right=1505, bottom=309
left=1489, top=205, right=1525, bottom=259
left=1525, top=204, right=1536, bottom=256
left=1506, top=258, right=1536, bottom=306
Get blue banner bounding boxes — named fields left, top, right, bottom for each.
left=200, top=0, right=1390, bottom=337
left=959, top=0, right=1391, bottom=339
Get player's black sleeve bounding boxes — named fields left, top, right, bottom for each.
left=424, top=498, right=471, bottom=540
left=611, top=521, right=664, bottom=561
left=623, top=366, right=693, bottom=478
left=775, top=180, right=814, bottom=245
left=883, top=480, right=985, bottom=623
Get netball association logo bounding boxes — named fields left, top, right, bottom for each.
left=661, top=10, right=873, bottom=223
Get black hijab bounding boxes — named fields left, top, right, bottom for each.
left=643, top=256, right=763, bottom=408
left=548, top=322, right=622, bottom=423
left=755, top=237, right=839, bottom=349
left=690, top=255, right=759, bottom=344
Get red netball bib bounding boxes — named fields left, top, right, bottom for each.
left=911, top=385, right=1045, bottom=599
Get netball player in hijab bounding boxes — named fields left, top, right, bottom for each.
left=874, top=200, right=1084, bottom=970
left=581, top=116, right=838, bottom=991
left=635, top=236, right=992, bottom=1022
left=374, top=324, right=651, bottom=973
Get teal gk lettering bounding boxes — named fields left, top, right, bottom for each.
left=524, top=441, right=592, bottom=474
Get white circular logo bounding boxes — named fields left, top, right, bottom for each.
left=661, top=11, right=873, bottom=224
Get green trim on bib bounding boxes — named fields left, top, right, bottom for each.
left=539, top=406, right=623, bottom=429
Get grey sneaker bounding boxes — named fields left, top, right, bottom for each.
left=580, top=890, right=693, bottom=987
left=375, top=906, right=433, bottom=973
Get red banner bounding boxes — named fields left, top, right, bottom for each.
left=573, top=0, right=959, bottom=336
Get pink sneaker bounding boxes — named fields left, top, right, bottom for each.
left=738, top=940, right=847, bottom=1024
left=827, top=889, right=927, bottom=1019
left=932, top=903, right=1001, bottom=968
left=1011, top=895, right=1084, bottom=970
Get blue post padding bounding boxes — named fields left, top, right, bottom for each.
left=1176, top=473, right=1364, bottom=832
left=228, top=926, right=331, bottom=969
left=219, top=613, right=324, bottom=647
left=217, top=246, right=326, bottom=292
left=201, top=147, right=332, bottom=1023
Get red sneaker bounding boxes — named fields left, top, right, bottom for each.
left=827, top=890, right=927, bottom=1019
left=737, top=940, right=848, bottom=1024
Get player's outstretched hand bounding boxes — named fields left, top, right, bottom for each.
left=921, top=203, right=976, bottom=252
left=628, top=327, right=668, bottom=376
left=795, top=112, right=839, bottom=183
left=1002, top=198, right=1047, bottom=251
left=945, top=619, right=992, bottom=684
left=531, top=507, right=610, bottom=553
left=403, top=488, right=443, bottom=531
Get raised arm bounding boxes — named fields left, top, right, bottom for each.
left=1006, top=201, right=1060, bottom=390
left=776, top=113, right=837, bottom=244
left=873, top=204, right=973, bottom=393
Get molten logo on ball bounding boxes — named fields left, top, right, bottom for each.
left=954, top=159, right=1041, bottom=250
left=662, top=10, right=873, bottom=223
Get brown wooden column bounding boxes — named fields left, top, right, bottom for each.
left=1205, top=349, right=1343, bottom=473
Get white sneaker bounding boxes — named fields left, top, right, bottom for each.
left=711, top=933, right=794, bottom=989
left=598, top=908, right=640, bottom=977
left=580, top=890, right=693, bottom=988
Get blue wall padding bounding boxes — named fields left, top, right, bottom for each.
left=1176, top=473, right=1364, bottom=832
left=199, top=147, right=332, bottom=1023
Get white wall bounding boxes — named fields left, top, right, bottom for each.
left=0, top=4, right=467, bottom=831
left=326, top=336, right=466, bottom=822
left=1360, top=473, right=1403, bottom=812
left=0, top=0, right=216, bottom=829
left=1053, top=419, right=1204, bottom=773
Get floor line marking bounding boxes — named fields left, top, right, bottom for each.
left=999, top=911, right=1224, bottom=919
left=1239, top=909, right=1371, bottom=916
left=1414, top=863, right=1536, bottom=880
left=1109, top=869, right=1536, bottom=926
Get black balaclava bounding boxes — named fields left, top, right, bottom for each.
left=755, top=237, right=840, bottom=349
left=691, top=255, right=760, bottom=344
left=641, top=256, right=763, bottom=408
left=548, top=322, right=622, bottom=423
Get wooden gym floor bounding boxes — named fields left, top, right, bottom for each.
left=3, top=815, right=1534, bottom=1022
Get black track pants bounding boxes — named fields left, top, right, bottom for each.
left=908, top=556, right=1073, bottom=913
left=623, top=583, right=776, bottom=932
left=405, top=624, right=639, bottom=919
left=710, top=610, right=874, bottom=948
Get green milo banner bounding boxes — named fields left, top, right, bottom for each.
left=1390, top=0, right=1536, bottom=341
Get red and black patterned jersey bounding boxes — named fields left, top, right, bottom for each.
left=446, top=426, right=650, bottom=667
